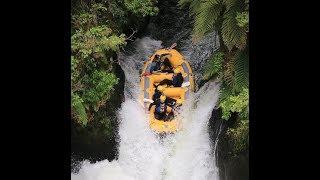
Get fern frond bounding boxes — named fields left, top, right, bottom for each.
left=223, top=55, right=235, bottom=87
left=193, top=0, right=223, bottom=40
left=189, top=0, right=202, bottom=16
left=203, top=52, right=224, bottom=80
left=234, top=48, right=249, bottom=92
left=221, top=0, right=247, bottom=50
left=219, top=82, right=234, bottom=104
left=178, top=0, right=193, bottom=7
left=223, top=0, right=238, bottom=10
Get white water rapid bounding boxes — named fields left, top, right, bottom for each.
left=71, top=36, right=221, bottom=180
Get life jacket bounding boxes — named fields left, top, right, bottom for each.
left=156, top=102, right=167, bottom=114
left=166, top=97, right=176, bottom=107
left=172, top=73, right=183, bottom=87
left=152, top=91, right=161, bottom=101
left=150, top=61, right=162, bottom=73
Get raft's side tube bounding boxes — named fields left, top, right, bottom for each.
left=150, top=74, right=173, bottom=84
left=162, top=87, right=186, bottom=101
left=149, top=106, right=181, bottom=133
left=149, top=49, right=184, bottom=68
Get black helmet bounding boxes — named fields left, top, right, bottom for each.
left=154, top=54, right=160, bottom=61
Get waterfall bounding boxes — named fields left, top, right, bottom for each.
left=71, top=35, right=221, bottom=180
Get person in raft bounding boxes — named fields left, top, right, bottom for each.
left=149, top=54, right=161, bottom=73
left=159, top=54, right=173, bottom=73
left=149, top=95, right=174, bottom=121
left=158, top=67, right=184, bottom=87
left=172, top=98, right=183, bottom=113
left=149, top=54, right=173, bottom=74
left=149, top=85, right=176, bottom=109
left=151, top=84, right=164, bottom=102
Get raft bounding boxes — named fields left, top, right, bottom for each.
left=140, top=48, right=195, bottom=133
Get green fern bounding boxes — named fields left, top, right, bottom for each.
left=234, top=48, right=249, bottom=92
left=192, top=0, right=223, bottom=40
left=189, top=0, right=204, bottom=16
left=236, top=11, right=249, bottom=30
left=181, top=0, right=248, bottom=50
left=221, top=0, right=247, bottom=50
left=178, top=0, right=192, bottom=7
left=222, top=49, right=249, bottom=93
left=219, top=82, right=234, bottom=104
left=203, top=52, right=224, bottom=80
left=223, top=55, right=235, bottom=87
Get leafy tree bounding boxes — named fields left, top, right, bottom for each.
left=71, top=0, right=158, bottom=126
left=71, top=2, right=125, bottom=126
left=180, top=0, right=249, bottom=114
left=72, top=92, right=87, bottom=126
left=180, top=0, right=249, bottom=155
left=180, top=0, right=249, bottom=92
left=124, top=0, right=159, bottom=17
left=180, top=0, right=249, bottom=51
left=220, top=88, right=248, bottom=120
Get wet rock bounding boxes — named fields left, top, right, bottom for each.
left=209, top=109, right=249, bottom=180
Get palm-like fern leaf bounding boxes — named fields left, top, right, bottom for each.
left=178, top=0, right=192, bottom=7
left=234, top=48, right=249, bottom=92
left=219, top=81, right=234, bottom=104
left=223, top=55, right=235, bottom=87
left=221, top=0, right=247, bottom=50
left=193, top=0, right=223, bottom=40
left=204, top=52, right=224, bottom=79
left=189, top=0, right=203, bottom=16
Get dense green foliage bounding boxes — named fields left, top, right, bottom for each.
left=124, top=0, right=159, bottom=17
left=71, top=0, right=158, bottom=126
left=236, top=11, right=249, bottom=30
left=180, top=0, right=249, bottom=155
left=226, top=120, right=249, bottom=155
left=180, top=0, right=249, bottom=50
left=204, top=52, right=224, bottom=80
left=72, top=92, right=88, bottom=125
left=220, top=88, right=248, bottom=120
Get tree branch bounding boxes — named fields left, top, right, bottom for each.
left=125, top=28, right=138, bottom=41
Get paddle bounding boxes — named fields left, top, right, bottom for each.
left=181, top=81, right=190, bottom=87
left=169, top=43, right=177, bottom=49
left=165, top=43, right=177, bottom=50
left=143, top=98, right=154, bottom=103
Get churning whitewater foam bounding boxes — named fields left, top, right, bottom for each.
left=71, top=37, right=221, bottom=180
